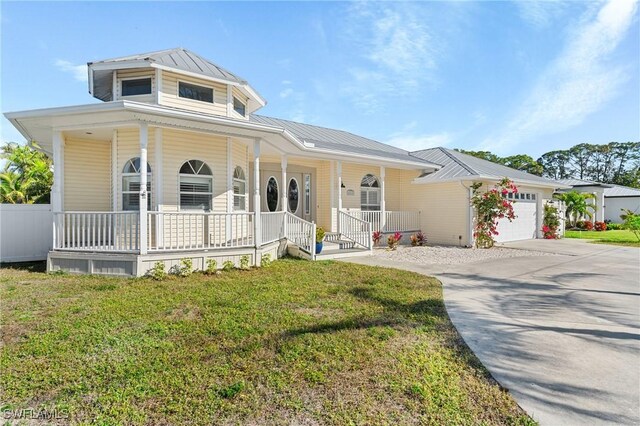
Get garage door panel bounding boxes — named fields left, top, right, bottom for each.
left=496, top=200, right=537, bottom=242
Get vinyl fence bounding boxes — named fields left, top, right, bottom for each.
left=0, top=204, right=53, bottom=262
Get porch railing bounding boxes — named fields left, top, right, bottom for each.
left=261, top=211, right=286, bottom=245
left=147, top=212, right=254, bottom=252
left=285, top=212, right=316, bottom=256
left=53, top=211, right=139, bottom=252
left=338, top=210, right=372, bottom=250
left=341, top=210, right=421, bottom=233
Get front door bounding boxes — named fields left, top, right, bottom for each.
left=258, top=164, right=314, bottom=222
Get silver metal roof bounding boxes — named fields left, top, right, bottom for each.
left=558, top=179, right=640, bottom=197
left=90, top=48, right=247, bottom=83
left=556, top=178, right=612, bottom=188
left=250, top=115, right=436, bottom=164
left=410, top=147, right=563, bottom=186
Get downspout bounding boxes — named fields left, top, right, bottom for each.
left=459, top=181, right=474, bottom=248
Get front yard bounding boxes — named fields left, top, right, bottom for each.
left=0, top=260, right=533, bottom=425
left=564, top=229, right=640, bottom=247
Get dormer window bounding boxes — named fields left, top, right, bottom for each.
left=121, top=78, right=152, bottom=96
left=178, top=81, right=213, bottom=103
left=233, top=96, right=246, bottom=116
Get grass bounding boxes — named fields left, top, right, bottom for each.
left=564, top=229, right=640, bottom=247
left=0, top=259, right=534, bottom=425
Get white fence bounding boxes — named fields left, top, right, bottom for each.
left=341, top=210, right=421, bottom=233
left=0, top=204, right=53, bottom=262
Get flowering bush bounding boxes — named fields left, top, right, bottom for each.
left=594, top=221, right=607, bottom=231
left=542, top=204, right=561, bottom=239
left=387, top=232, right=402, bottom=250
left=577, top=220, right=594, bottom=231
left=471, top=178, right=517, bottom=248
left=372, top=231, right=382, bottom=246
left=410, top=232, right=426, bottom=246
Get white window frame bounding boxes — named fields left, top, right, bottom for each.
left=304, top=174, right=311, bottom=216
left=177, top=80, right=215, bottom=104
left=122, top=157, right=152, bottom=211
left=232, top=166, right=247, bottom=211
left=288, top=177, right=300, bottom=214
left=233, top=96, right=246, bottom=116
left=360, top=174, right=381, bottom=211
left=265, top=176, right=279, bottom=212
left=120, top=76, right=154, bottom=99
left=178, top=160, right=214, bottom=211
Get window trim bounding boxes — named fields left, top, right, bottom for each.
left=265, top=176, right=280, bottom=212
left=360, top=174, right=381, bottom=211
left=233, top=96, right=246, bottom=116
left=177, top=80, right=215, bottom=104
left=288, top=177, right=300, bottom=214
left=120, top=76, right=153, bottom=98
left=121, top=157, right=152, bottom=211
left=232, top=166, right=247, bottom=212
left=178, top=159, right=214, bottom=211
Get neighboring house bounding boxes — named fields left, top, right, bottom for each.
left=4, top=48, right=566, bottom=276
left=557, top=178, right=640, bottom=223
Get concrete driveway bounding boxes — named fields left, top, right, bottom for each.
left=346, top=239, right=640, bottom=425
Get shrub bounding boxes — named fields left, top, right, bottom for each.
left=204, top=258, right=218, bottom=275
left=261, top=253, right=272, bottom=267
left=240, top=255, right=250, bottom=270
left=471, top=178, right=517, bottom=248
left=606, top=223, right=623, bottom=230
left=584, top=221, right=594, bottom=231
left=147, top=261, right=166, bottom=281
left=410, top=232, right=426, bottom=246
left=542, top=204, right=561, bottom=239
left=594, top=221, right=607, bottom=231
left=178, top=258, right=193, bottom=277
left=222, top=260, right=235, bottom=271
left=387, top=232, right=402, bottom=250
left=621, top=209, right=640, bottom=242
left=372, top=231, right=382, bottom=246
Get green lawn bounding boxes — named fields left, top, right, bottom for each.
left=565, top=229, right=640, bottom=247
left=0, top=260, right=533, bottom=425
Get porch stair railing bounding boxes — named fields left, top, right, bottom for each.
left=340, top=210, right=421, bottom=233
left=338, top=210, right=373, bottom=250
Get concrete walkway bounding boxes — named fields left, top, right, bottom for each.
left=345, top=239, right=640, bottom=425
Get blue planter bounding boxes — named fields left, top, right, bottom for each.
left=315, top=242, right=323, bottom=254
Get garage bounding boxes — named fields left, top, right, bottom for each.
left=496, top=192, right=538, bottom=243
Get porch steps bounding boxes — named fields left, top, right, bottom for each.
left=315, top=247, right=370, bottom=260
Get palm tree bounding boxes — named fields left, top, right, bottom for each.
left=0, top=142, right=52, bottom=204
left=554, top=191, right=596, bottom=228
left=0, top=171, right=36, bottom=203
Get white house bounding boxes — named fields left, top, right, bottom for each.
left=4, top=48, right=566, bottom=276
left=558, top=178, right=640, bottom=223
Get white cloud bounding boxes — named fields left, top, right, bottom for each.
left=55, top=59, right=88, bottom=82
left=482, top=0, right=638, bottom=153
left=279, top=88, right=294, bottom=99
left=516, top=1, right=571, bottom=29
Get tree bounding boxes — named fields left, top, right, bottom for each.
left=553, top=191, right=596, bottom=228
left=455, top=149, right=503, bottom=163
left=0, top=142, right=53, bottom=204
left=538, top=150, right=573, bottom=180
left=502, top=154, right=544, bottom=176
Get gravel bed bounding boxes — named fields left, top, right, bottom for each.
left=372, top=244, right=551, bottom=265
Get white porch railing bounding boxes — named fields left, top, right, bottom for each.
left=338, top=210, right=372, bottom=250
left=285, top=212, right=316, bottom=255
left=147, top=212, right=254, bottom=252
left=53, top=212, right=139, bottom=252
left=341, top=210, right=421, bottom=233
left=261, top=211, right=286, bottom=245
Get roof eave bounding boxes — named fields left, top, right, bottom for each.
left=413, top=174, right=570, bottom=189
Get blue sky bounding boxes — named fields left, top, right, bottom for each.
left=1, top=1, right=638, bottom=158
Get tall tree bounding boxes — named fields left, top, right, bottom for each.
left=502, top=154, right=544, bottom=176
left=0, top=142, right=53, bottom=204
left=538, top=150, right=573, bottom=180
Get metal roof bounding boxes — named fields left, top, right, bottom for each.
left=556, top=178, right=612, bottom=188
left=250, top=114, right=437, bottom=165
left=90, top=47, right=247, bottom=84
left=558, top=179, right=640, bottom=197
left=410, top=147, right=564, bottom=187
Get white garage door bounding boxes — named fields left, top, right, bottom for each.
left=496, top=194, right=538, bottom=243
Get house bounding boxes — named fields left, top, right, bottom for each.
left=4, top=48, right=565, bottom=276
left=557, top=178, right=640, bottom=223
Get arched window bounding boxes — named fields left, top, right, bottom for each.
left=288, top=178, right=299, bottom=213
left=179, top=160, right=213, bottom=210
left=232, top=166, right=246, bottom=211
left=360, top=174, right=380, bottom=211
left=122, top=157, right=151, bottom=211
left=266, top=177, right=279, bottom=212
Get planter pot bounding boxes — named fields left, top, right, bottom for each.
left=315, top=242, right=323, bottom=254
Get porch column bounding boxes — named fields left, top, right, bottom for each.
left=380, top=166, right=386, bottom=232
left=281, top=156, right=288, bottom=212
left=337, top=161, right=343, bottom=234
left=51, top=131, right=64, bottom=213
left=254, top=139, right=262, bottom=249
left=139, top=122, right=148, bottom=255
left=596, top=190, right=605, bottom=222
